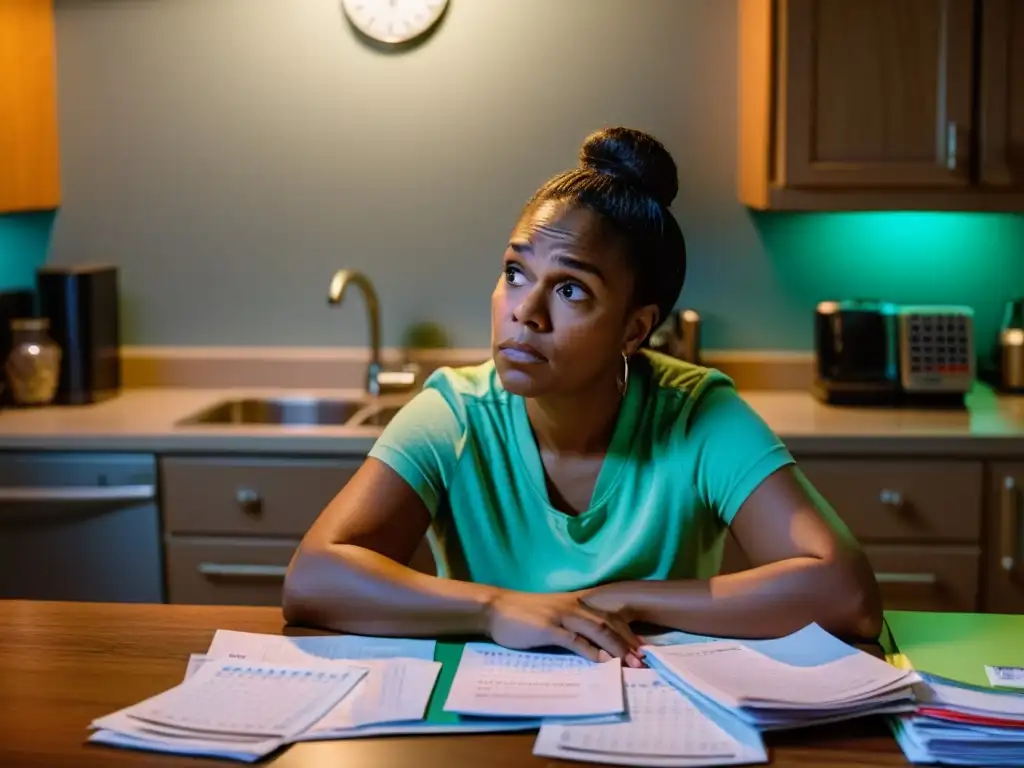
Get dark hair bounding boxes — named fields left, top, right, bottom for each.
left=521, top=126, right=687, bottom=340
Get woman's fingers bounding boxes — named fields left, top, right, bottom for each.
left=568, top=607, right=646, bottom=668
left=548, top=627, right=605, bottom=662
left=605, top=615, right=646, bottom=668
left=562, top=611, right=634, bottom=661
left=574, top=605, right=644, bottom=651
left=605, top=613, right=644, bottom=653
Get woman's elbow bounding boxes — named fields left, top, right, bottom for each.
left=281, top=545, right=325, bottom=627
left=829, top=554, right=884, bottom=640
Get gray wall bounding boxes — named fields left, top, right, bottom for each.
left=46, top=0, right=1024, bottom=352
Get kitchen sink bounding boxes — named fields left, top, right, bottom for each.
left=350, top=404, right=403, bottom=427
left=176, top=397, right=368, bottom=427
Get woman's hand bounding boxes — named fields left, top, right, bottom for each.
left=485, top=589, right=645, bottom=668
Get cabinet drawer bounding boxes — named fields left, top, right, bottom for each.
left=865, top=545, right=980, bottom=614
left=798, top=459, right=983, bottom=542
left=161, top=456, right=360, bottom=536
left=165, top=536, right=296, bottom=607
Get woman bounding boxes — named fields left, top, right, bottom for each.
left=283, top=127, right=882, bottom=669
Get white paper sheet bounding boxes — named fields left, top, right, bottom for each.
left=88, top=722, right=283, bottom=763
left=643, top=624, right=921, bottom=731
left=986, top=665, right=1024, bottom=690
left=916, top=673, right=1024, bottom=720
left=89, top=659, right=368, bottom=762
left=100, top=660, right=367, bottom=739
left=197, top=629, right=443, bottom=737
left=303, top=658, right=442, bottom=735
left=206, top=629, right=436, bottom=664
left=533, top=669, right=768, bottom=767
left=443, top=643, right=624, bottom=719
left=647, top=641, right=915, bottom=709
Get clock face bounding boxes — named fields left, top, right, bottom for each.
left=341, top=0, right=449, bottom=45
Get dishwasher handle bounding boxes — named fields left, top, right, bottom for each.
left=0, top=485, right=156, bottom=503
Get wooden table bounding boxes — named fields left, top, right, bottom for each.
left=0, top=600, right=914, bottom=767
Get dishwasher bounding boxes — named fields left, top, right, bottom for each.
left=0, top=451, right=165, bottom=602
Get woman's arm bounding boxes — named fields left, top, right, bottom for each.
left=581, top=465, right=883, bottom=641
left=283, top=457, right=644, bottom=663
left=282, top=457, right=497, bottom=636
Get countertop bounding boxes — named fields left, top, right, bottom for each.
left=0, top=599, right=906, bottom=767
left=1, top=383, right=1024, bottom=457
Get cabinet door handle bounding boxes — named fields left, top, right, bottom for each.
left=235, top=487, right=262, bottom=516
left=0, top=485, right=155, bottom=503
left=874, top=572, right=938, bottom=585
left=946, top=122, right=959, bottom=171
left=1001, top=476, right=1019, bottom=573
left=879, top=489, right=904, bottom=509
left=197, top=563, right=288, bottom=579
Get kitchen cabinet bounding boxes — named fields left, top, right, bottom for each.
left=738, top=0, right=1024, bottom=211
left=984, top=463, right=1024, bottom=614
left=161, top=455, right=358, bottom=606
left=160, top=454, right=436, bottom=607
left=979, top=0, right=1024, bottom=189
left=720, top=457, right=985, bottom=613
left=0, top=0, right=60, bottom=212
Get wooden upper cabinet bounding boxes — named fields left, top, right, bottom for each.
left=0, top=0, right=60, bottom=212
left=979, top=0, right=1024, bottom=189
left=739, top=0, right=1024, bottom=211
left=779, top=0, right=973, bottom=188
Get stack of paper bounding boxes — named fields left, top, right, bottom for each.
left=643, top=623, right=920, bottom=730
left=192, top=629, right=444, bottom=739
left=443, top=643, right=624, bottom=721
left=890, top=671, right=1024, bottom=765
left=533, top=668, right=768, bottom=767
left=88, top=659, right=368, bottom=762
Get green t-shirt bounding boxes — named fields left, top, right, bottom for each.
left=367, top=349, right=794, bottom=592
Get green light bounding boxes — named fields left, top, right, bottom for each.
left=754, top=211, right=1024, bottom=356
left=0, top=211, right=55, bottom=290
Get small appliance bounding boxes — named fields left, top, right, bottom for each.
left=993, top=298, right=1024, bottom=393
left=812, top=299, right=975, bottom=408
left=0, top=289, right=36, bottom=407
left=35, top=264, right=121, bottom=405
left=649, top=308, right=702, bottom=364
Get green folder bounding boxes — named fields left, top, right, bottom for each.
left=425, top=642, right=468, bottom=725
left=883, top=609, right=1024, bottom=688
left=422, top=641, right=536, bottom=730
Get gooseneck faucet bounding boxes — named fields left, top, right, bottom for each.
left=328, top=269, right=417, bottom=397
left=328, top=269, right=383, bottom=396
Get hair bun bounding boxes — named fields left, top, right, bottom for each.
left=579, top=126, right=679, bottom=207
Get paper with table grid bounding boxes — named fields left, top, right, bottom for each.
left=103, top=660, right=367, bottom=738
left=88, top=658, right=369, bottom=761
left=442, top=643, right=625, bottom=719
left=533, top=669, right=768, bottom=767
left=190, top=630, right=443, bottom=736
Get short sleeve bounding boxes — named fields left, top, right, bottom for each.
left=687, top=378, right=795, bottom=526
left=366, top=379, right=466, bottom=518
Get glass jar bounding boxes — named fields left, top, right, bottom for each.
left=5, top=318, right=62, bottom=406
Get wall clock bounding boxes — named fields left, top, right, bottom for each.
left=341, top=0, right=449, bottom=46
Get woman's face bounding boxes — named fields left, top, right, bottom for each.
left=490, top=199, right=658, bottom=398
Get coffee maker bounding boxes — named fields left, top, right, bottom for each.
left=35, top=264, right=122, bottom=404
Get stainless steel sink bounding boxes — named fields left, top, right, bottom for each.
left=176, top=397, right=368, bottom=427
left=350, top=404, right=403, bottom=427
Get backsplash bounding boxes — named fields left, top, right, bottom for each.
left=37, top=0, right=1024, bottom=355
left=752, top=211, right=1024, bottom=358
left=0, top=212, right=54, bottom=291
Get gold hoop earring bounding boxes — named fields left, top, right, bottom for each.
left=619, top=352, right=630, bottom=397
